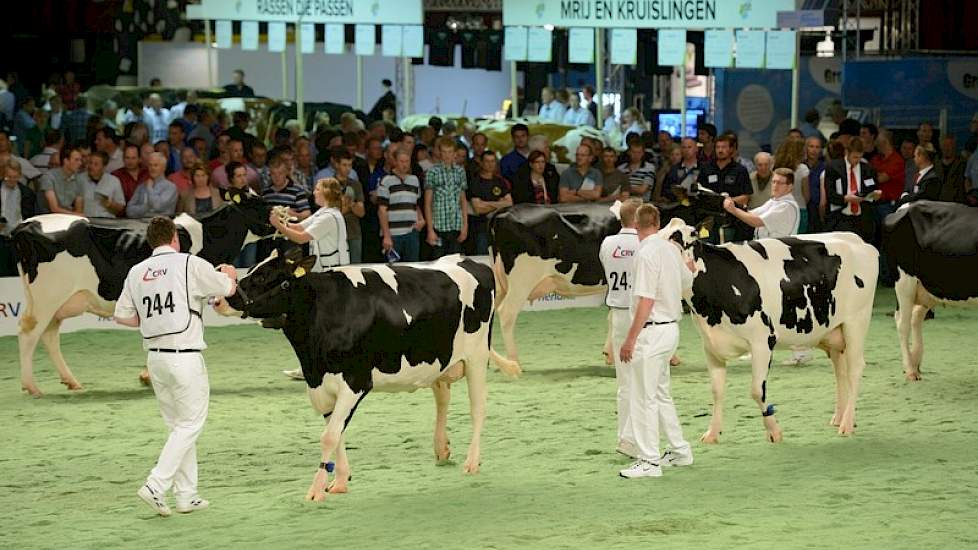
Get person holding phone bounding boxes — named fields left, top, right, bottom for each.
left=377, top=146, right=424, bottom=262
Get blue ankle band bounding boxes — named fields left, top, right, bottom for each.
left=762, top=404, right=776, bottom=417
left=319, top=461, right=335, bottom=472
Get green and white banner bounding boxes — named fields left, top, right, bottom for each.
left=502, top=0, right=794, bottom=29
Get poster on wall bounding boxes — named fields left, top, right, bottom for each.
left=241, top=21, right=259, bottom=51
left=324, top=23, right=345, bottom=54
left=568, top=27, right=594, bottom=64
left=610, top=28, right=637, bottom=65
left=504, top=26, right=528, bottom=61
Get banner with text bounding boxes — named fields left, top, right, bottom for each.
left=189, top=0, right=423, bottom=25
left=503, top=0, right=794, bottom=29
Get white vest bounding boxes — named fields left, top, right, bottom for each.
left=130, top=252, right=197, bottom=339
left=309, top=207, right=350, bottom=271
left=600, top=229, right=640, bottom=309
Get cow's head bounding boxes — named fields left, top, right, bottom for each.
left=223, top=187, right=276, bottom=237
left=656, top=217, right=714, bottom=258
left=224, top=248, right=316, bottom=318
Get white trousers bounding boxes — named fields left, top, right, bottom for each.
left=627, top=324, right=690, bottom=462
left=610, top=309, right=635, bottom=445
left=145, top=351, right=209, bottom=503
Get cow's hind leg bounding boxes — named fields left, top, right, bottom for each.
left=908, top=304, right=929, bottom=381
left=462, top=355, right=489, bottom=474
left=749, top=344, right=781, bottom=443
left=894, top=272, right=919, bottom=380
left=306, top=385, right=364, bottom=502
left=40, top=320, right=82, bottom=391
left=18, top=300, right=61, bottom=397
left=829, top=348, right=848, bottom=427
left=700, top=347, right=727, bottom=444
left=432, top=380, right=452, bottom=462
left=838, top=320, right=870, bottom=436
left=327, top=434, right=351, bottom=494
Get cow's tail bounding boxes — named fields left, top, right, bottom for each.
left=18, top=270, right=37, bottom=334
left=489, top=348, right=522, bottom=378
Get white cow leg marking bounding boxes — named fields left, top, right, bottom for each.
left=40, top=320, right=82, bottom=391
left=894, top=272, right=920, bottom=381
left=432, top=380, right=452, bottom=462
left=700, top=348, right=727, bottom=444
left=307, top=384, right=362, bottom=502
left=748, top=344, right=782, bottom=443
left=462, top=354, right=489, bottom=475
left=327, top=434, right=351, bottom=494
left=839, top=320, right=870, bottom=436
left=909, top=304, right=929, bottom=381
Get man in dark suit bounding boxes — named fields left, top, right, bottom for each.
left=900, top=143, right=942, bottom=205
left=0, top=159, right=37, bottom=275
left=824, top=138, right=880, bottom=242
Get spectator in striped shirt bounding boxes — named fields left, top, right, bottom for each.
left=261, top=157, right=310, bottom=258
left=618, top=139, right=658, bottom=201
left=378, top=147, right=424, bottom=262
left=424, top=137, right=469, bottom=259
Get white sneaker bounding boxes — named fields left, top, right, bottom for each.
left=619, top=460, right=662, bottom=478
left=282, top=368, right=304, bottom=380
left=660, top=450, right=694, bottom=467
left=137, top=484, right=172, bottom=517
left=616, top=440, right=638, bottom=459
left=175, top=498, right=210, bottom=513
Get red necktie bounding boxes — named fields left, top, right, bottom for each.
left=849, top=168, right=860, bottom=215
left=914, top=171, right=921, bottom=193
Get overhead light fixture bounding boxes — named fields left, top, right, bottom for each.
left=543, top=24, right=555, bottom=31
left=817, top=30, right=835, bottom=58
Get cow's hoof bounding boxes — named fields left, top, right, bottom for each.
left=829, top=414, right=842, bottom=427
left=435, top=449, right=451, bottom=462
left=463, top=461, right=480, bottom=474
left=767, top=430, right=783, bottom=443
left=700, top=431, right=719, bottom=444
left=311, top=491, right=327, bottom=502
left=61, top=379, right=84, bottom=391
left=327, top=481, right=348, bottom=494
left=602, top=351, right=613, bottom=366
left=905, top=371, right=922, bottom=382
left=139, top=369, right=151, bottom=386
left=21, top=385, right=43, bottom=398
left=838, top=424, right=855, bottom=436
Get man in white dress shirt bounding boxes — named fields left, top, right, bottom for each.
left=114, top=217, right=238, bottom=517
left=618, top=204, right=695, bottom=478
left=537, top=87, right=567, bottom=123
left=723, top=167, right=801, bottom=239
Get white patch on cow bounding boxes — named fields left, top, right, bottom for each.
left=174, top=214, right=204, bottom=255
left=403, top=310, right=413, bottom=324
left=335, top=266, right=367, bottom=287
left=371, top=265, right=399, bottom=293
left=249, top=248, right=279, bottom=273
left=732, top=285, right=742, bottom=297
left=27, top=213, right=86, bottom=234
left=372, top=359, right=446, bottom=392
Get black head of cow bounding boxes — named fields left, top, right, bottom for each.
left=657, top=217, right=715, bottom=252
left=226, top=248, right=316, bottom=318
left=222, top=187, right=276, bottom=238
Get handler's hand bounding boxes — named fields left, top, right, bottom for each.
left=620, top=338, right=637, bottom=364
left=382, top=235, right=393, bottom=252
left=722, top=197, right=736, bottom=212
left=844, top=193, right=862, bottom=204
left=217, top=264, right=238, bottom=279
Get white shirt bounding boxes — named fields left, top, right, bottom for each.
left=83, top=172, right=125, bottom=218
left=299, top=207, right=349, bottom=271
left=599, top=228, right=639, bottom=308
left=115, top=246, right=234, bottom=351
left=12, top=155, right=41, bottom=181
left=105, top=147, right=124, bottom=173
left=538, top=100, right=567, bottom=123
left=0, top=89, right=14, bottom=121
left=792, top=163, right=810, bottom=206
left=1, top=184, right=22, bottom=236
left=143, top=107, right=171, bottom=143
left=562, top=106, right=595, bottom=127
left=913, top=165, right=934, bottom=194
left=631, top=236, right=693, bottom=324
left=834, top=159, right=866, bottom=215
left=752, top=194, right=800, bottom=239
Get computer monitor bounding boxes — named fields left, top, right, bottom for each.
left=657, top=110, right=702, bottom=138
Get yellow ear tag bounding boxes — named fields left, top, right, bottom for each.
left=699, top=227, right=710, bottom=238
left=286, top=258, right=295, bottom=264
left=681, top=198, right=691, bottom=207
left=293, top=266, right=307, bottom=278
left=233, top=194, right=242, bottom=203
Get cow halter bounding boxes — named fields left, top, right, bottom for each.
left=237, top=279, right=292, bottom=314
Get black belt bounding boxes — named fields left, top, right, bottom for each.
left=149, top=348, right=201, bottom=354
left=644, top=321, right=676, bottom=327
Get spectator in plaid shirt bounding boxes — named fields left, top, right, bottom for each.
left=424, top=137, right=469, bottom=259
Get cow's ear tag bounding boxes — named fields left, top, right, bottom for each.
left=293, top=266, right=307, bottom=278
left=286, top=258, right=295, bottom=264
left=698, top=226, right=710, bottom=238
left=233, top=194, right=242, bottom=203
left=681, top=198, right=691, bottom=207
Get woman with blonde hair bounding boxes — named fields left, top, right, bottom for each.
left=773, top=138, right=810, bottom=233
left=177, top=161, right=224, bottom=215
left=269, top=177, right=349, bottom=271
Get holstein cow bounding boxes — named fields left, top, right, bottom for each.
left=490, top=196, right=728, bottom=367
left=12, top=188, right=273, bottom=396
left=220, top=251, right=519, bottom=501
left=658, top=219, right=878, bottom=441
left=884, top=200, right=978, bottom=380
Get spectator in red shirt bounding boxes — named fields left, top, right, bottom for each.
left=871, top=129, right=906, bottom=286
left=111, top=144, right=148, bottom=203
left=56, top=71, right=82, bottom=111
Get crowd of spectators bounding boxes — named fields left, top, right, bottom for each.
left=1, top=71, right=977, bottom=283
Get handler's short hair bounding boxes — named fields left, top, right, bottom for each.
left=773, top=167, right=795, bottom=186
left=619, top=198, right=643, bottom=227
left=635, top=204, right=661, bottom=231
left=146, top=217, right=177, bottom=248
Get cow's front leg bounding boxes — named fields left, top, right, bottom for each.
left=700, top=348, right=726, bottom=444
left=893, top=273, right=917, bottom=380
left=328, top=434, right=351, bottom=494
left=432, top=381, right=452, bottom=462
left=462, top=358, right=488, bottom=474
left=306, top=386, right=364, bottom=502
left=749, top=345, right=781, bottom=443
left=908, top=304, right=928, bottom=381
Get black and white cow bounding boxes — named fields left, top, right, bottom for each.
left=11, top=188, right=273, bottom=396
left=489, top=196, right=728, bottom=367
left=220, top=251, right=519, bottom=501
left=658, top=219, right=879, bottom=441
left=884, top=200, right=978, bottom=380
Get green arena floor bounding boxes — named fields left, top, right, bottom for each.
left=2, top=290, right=977, bottom=549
